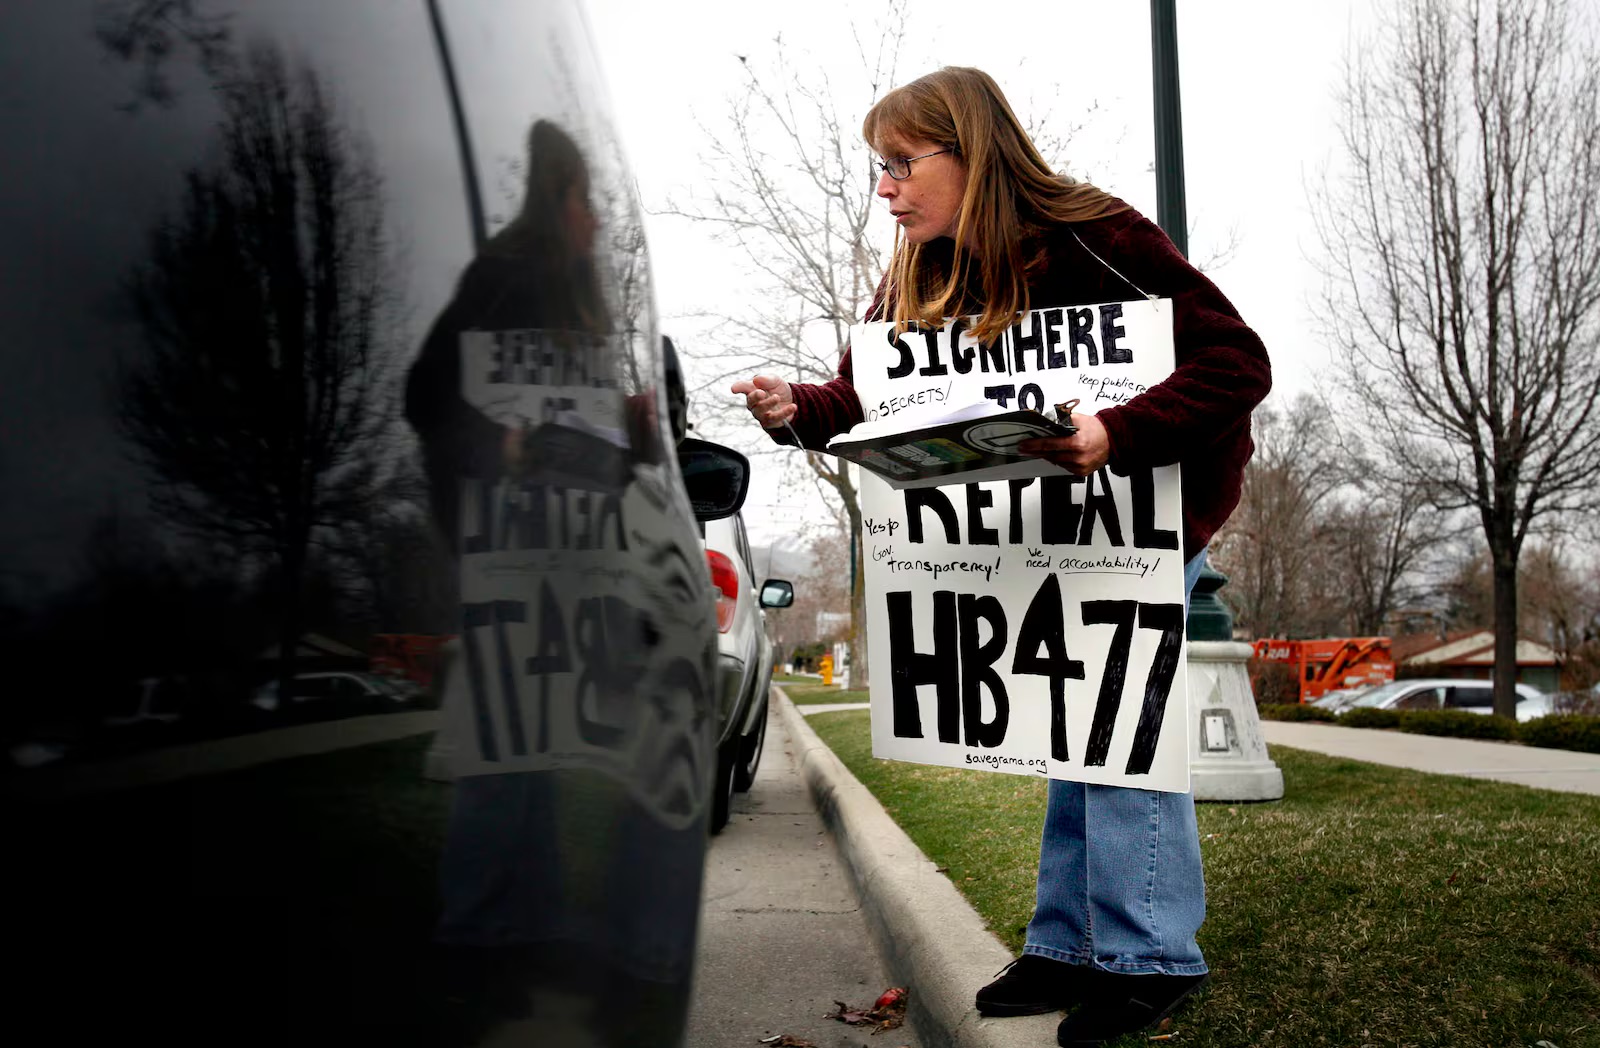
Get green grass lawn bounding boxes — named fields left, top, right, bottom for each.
left=807, top=709, right=1600, bottom=1048
left=780, top=681, right=871, bottom=706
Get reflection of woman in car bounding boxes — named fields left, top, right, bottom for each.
left=407, top=122, right=613, bottom=992
left=405, top=119, right=608, bottom=545
left=407, top=122, right=707, bottom=1045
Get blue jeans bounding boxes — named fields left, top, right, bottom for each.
left=1022, top=550, right=1209, bottom=976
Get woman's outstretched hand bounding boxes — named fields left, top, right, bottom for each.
left=1017, top=413, right=1111, bottom=476
left=731, top=375, right=796, bottom=430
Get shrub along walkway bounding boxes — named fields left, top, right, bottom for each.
left=1259, top=720, right=1600, bottom=796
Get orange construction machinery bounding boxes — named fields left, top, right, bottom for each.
left=1251, top=636, right=1396, bottom=702
left=371, top=633, right=452, bottom=687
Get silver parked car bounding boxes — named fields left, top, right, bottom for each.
left=1342, top=678, right=1551, bottom=721
left=1310, top=685, right=1374, bottom=712
left=701, top=510, right=793, bottom=833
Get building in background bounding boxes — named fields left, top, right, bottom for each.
left=1394, top=631, right=1562, bottom=693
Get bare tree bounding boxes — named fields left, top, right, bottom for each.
left=755, top=527, right=844, bottom=667
left=1209, top=394, right=1352, bottom=637
left=323, top=456, right=455, bottom=636
left=1322, top=476, right=1454, bottom=635
left=658, top=6, right=915, bottom=688
left=1508, top=541, right=1600, bottom=670
left=1212, top=390, right=1456, bottom=640
left=93, top=0, right=235, bottom=111
left=118, top=45, right=403, bottom=699
left=1314, top=0, right=1600, bottom=716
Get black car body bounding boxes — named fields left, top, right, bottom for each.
left=3, top=3, right=732, bottom=1044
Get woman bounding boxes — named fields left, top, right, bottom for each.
left=733, top=67, right=1270, bottom=1046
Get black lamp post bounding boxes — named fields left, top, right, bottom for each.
left=1149, top=0, right=1234, bottom=642
left=1151, top=0, right=1187, bottom=259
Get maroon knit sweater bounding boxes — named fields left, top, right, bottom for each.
left=771, top=203, right=1271, bottom=559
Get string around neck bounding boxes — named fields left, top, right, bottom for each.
left=1070, top=229, right=1157, bottom=302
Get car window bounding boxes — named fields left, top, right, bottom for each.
left=292, top=678, right=330, bottom=699
left=734, top=513, right=755, bottom=577
left=1446, top=685, right=1494, bottom=709
left=1393, top=687, right=1443, bottom=711
left=1350, top=681, right=1410, bottom=707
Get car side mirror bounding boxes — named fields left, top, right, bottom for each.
left=678, top=437, right=750, bottom=522
left=759, top=579, right=794, bottom=608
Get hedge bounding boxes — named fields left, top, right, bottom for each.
left=1258, top=703, right=1341, bottom=723
left=1398, top=709, right=1519, bottom=741
left=1256, top=702, right=1600, bottom=754
left=1519, top=715, right=1600, bottom=755
left=1338, top=707, right=1403, bottom=730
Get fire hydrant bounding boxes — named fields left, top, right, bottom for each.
left=820, top=653, right=834, bottom=686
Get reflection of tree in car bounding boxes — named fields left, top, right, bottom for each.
left=117, top=44, right=402, bottom=709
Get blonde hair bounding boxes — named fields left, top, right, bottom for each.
left=862, top=67, right=1127, bottom=343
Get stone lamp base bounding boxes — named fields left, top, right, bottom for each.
left=1187, top=640, right=1284, bottom=802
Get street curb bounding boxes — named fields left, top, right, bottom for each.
left=775, top=687, right=1059, bottom=1048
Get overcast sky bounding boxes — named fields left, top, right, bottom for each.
left=585, top=0, right=1373, bottom=545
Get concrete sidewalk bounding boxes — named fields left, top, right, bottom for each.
left=778, top=691, right=1057, bottom=1048
left=688, top=697, right=925, bottom=1048
left=1259, top=719, right=1600, bottom=795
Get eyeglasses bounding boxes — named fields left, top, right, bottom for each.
left=874, top=148, right=953, bottom=180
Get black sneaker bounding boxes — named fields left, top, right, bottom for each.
left=1055, top=971, right=1209, bottom=1046
left=975, top=954, right=1091, bottom=1017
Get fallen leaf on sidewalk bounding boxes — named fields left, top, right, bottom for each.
left=756, top=1036, right=816, bottom=1047
left=825, top=1001, right=873, bottom=1024
left=824, top=987, right=908, bottom=1033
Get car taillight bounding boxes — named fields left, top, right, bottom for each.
left=705, top=549, right=739, bottom=633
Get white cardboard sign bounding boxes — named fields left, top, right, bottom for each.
left=853, top=299, right=1192, bottom=792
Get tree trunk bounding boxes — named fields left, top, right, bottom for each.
left=1491, top=549, right=1519, bottom=720
left=838, top=462, right=869, bottom=689
left=275, top=539, right=306, bottom=713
